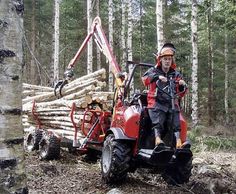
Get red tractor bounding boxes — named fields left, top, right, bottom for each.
left=47, top=17, right=192, bottom=185
left=100, top=61, right=192, bottom=185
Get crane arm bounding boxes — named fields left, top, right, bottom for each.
left=67, top=17, right=123, bottom=86
left=54, top=17, right=125, bottom=97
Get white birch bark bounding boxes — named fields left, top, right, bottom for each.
left=108, top=0, right=114, bottom=92
left=191, top=0, right=199, bottom=127
left=156, top=0, right=164, bottom=51
left=139, top=0, right=143, bottom=60
left=53, top=0, right=60, bottom=85
left=87, top=0, right=93, bottom=74
left=96, top=1, right=101, bottom=70
left=30, top=0, right=37, bottom=84
left=121, top=0, right=127, bottom=70
left=127, top=0, right=134, bottom=94
left=224, top=25, right=229, bottom=124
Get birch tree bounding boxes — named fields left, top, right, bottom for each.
left=224, top=19, right=229, bottom=124
left=139, top=0, right=143, bottom=61
left=121, top=0, right=127, bottom=70
left=96, top=1, right=101, bottom=70
left=0, top=0, right=26, bottom=192
left=87, top=0, right=93, bottom=74
left=127, top=0, right=134, bottom=94
left=108, top=0, right=114, bottom=92
left=53, top=0, right=60, bottom=86
left=30, top=0, right=37, bottom=84
left=156, top=0, right=164, bottom=51
left=191, top=0, right=199, bottom=127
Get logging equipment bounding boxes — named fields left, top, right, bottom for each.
left=25, top=16, right=193, bottom=185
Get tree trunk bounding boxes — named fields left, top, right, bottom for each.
left=108, top=0, right=114, bottom=92
left=156, top=0, right=164, bottom=51
left=224, top=24, right=229, bottom=125
left=191, top=0, right=199, bottom=127
left=87, top=0, right=93, bottom=74
left=121, top=0, right=127, bottom=70
left=96, top=1, right=101, bottom=70
left=207, top=0, right=213, bottom=126
left=127, top=0, right=134, bottom=94
left=53, top=0, right=60, bottom=86
left=0, top=0, right=26, bottom=192
left=139, top=0, right=143, bottom=61
left=30, top=0, right=37, bottom=84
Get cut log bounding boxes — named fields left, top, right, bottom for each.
left=22, top=68, right=113, bottom=144
left=60, top=79, right=100, bottom=97
left=22, top=90, right=51, bottom=98
left=65, top=68, right=106, bottom=89
left=47, top=129, right=84, bottom=138
left=23, top=83, right=53, bottom=92
left=23, top=75, right=106, bottom=104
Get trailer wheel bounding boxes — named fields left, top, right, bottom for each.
left=24, top=130, right=43, bottom=152
left=101, top=134, right=131, bottom=183
left=39, top=133, right=60, bottom=160
left=162, top=157, right=193, bottom=185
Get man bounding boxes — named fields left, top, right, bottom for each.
left=142, top=43, right=187, bottom=149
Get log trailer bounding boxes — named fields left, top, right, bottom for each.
left=24, top=17, right=192, bottom=185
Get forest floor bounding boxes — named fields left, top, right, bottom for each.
left=25, top=148, right=236, bottom=194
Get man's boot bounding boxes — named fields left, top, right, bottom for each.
left=155, top=135, right=164, bottom=146
left=154, top=128, right=165, bottom=148
left=175, top=132, right=182, bottom=148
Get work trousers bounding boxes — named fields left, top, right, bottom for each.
left=148, top=108, right=180, bottom=137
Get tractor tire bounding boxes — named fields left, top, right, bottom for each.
left=101, top=134, right=131, bottom=184
left=162, top=157, right=193, bottom=185
left=39, top=133, right=60, bottom=160
left=24, top=129, right=43, bottom=152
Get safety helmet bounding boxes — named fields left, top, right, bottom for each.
left=156, top=43, right=177, bottom=69
left=159, top=43, right=176, bottom=57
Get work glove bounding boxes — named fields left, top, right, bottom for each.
left=158, top=75, right=167, bottom=82
left=179, top=79, right=186, bottom=86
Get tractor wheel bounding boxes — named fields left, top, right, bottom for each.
left=24, top=129, right=43, bottom=152
left=162, top=157, right=193, bottom=185
left=101, top=134, right=131, bottom=184
left=39, top=133, right=60, bottom=160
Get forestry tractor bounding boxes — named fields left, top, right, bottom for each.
left=24, top=17, right=192, bottom=185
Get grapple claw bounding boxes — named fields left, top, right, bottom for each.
left=59, top=79, right=68, bottom=97
left=54, top=68, right=74, bottom=98
left=54, top=79, right=68, bottom=98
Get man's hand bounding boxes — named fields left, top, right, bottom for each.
left=159, top=75, right=167, bottom=82
left=179, top=79, right=186, bottom=86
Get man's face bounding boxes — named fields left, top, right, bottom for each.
left=161, top=56, right=173, bottom=69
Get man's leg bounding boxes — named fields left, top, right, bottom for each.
left=173, top=111, right=182, bottom=148
left=148, top=109, right=166, bottom=147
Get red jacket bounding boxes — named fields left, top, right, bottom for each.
left=142, top=65, right=187, bottom=110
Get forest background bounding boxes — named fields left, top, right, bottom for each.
left=23, top=0, right=236, bottom=143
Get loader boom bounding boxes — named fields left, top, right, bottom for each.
left=67, top=17, right=123, bottom=87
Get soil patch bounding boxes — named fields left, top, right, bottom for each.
left=25, top=150, right=236, bottom=193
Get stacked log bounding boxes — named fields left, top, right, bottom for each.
left=22, top=69, right=113, bottom=142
